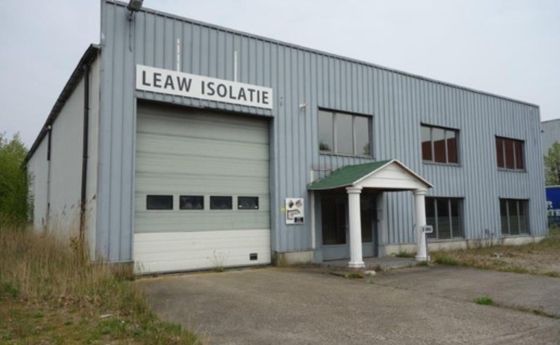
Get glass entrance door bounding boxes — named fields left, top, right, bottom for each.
left=321, top=191, right=377, bottom=261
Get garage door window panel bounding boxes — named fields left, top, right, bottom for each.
left=238, top=197, right=259, bottom=210
left=210, top=196, right=233, bottom=210
left=146, top=195, right=173, bottom=210
left=180, top=195, right=204, bottom=210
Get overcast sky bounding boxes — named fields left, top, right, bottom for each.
left=1, top=0, right=559, bottom=147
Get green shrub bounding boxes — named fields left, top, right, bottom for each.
left=0, top=133, right=29, bottom=227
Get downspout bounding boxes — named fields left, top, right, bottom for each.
left=79, top=64, right=90, bottom=243
left=46, top=126, right=52, bottom=230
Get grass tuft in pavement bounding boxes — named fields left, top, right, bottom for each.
left=474, top=296, right=494, bottom=305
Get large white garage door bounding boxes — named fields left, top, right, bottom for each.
left=134, top=103, right=270, bottom=273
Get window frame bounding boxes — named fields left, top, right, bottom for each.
left=318, top=108, right=373, bottom=158
left=499, top=198, right=530, bottom=236
left=495, top=136, right=526, bottom=172
left=420, top=124, right=460, bottom=166
left=425, top=197, right=464, bottom=240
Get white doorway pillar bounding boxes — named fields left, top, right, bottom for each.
left=414, top=189, right=429, bottom=262
left=346, top=186, right=365, bottom=268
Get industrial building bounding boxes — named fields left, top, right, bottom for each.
left=542, top=118, right=560, bottom=155
left=26, top=1, right=547, bottom=273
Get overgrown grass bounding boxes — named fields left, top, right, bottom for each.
left=0, top=225, right=200, bottom=344
left=431, top=227, right=560, bottom=277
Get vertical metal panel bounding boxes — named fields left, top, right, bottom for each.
left=98, top=1, right=547, bottom=261
left=542, top=119, right=560, bottom=154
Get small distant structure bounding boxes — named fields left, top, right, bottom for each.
left=546, top=186, right=560, bottom=225
left=541, top=118, right=560, bottom=155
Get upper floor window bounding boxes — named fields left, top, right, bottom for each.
left=496, top=137, right=524, bottom=171
left=318, top=110, right=372, bottom=157
left=421, top=125, right=459, bottom=164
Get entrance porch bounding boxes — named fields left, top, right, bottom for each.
left=309, top=159, right=433, bottom=268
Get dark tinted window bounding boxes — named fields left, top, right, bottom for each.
left=496, top=138, right=505, bottom=168
left=421, top=126, right=432, bottom=161
left=318, top=111, right=334, bottom=152
left=500, top=199, right=529, bottom=235
left=146, top=195, right=173, bottom=210
left=321, top=195, right=347, bottom=245
left=180, top=195, right=204, bottom=210
left=238, top=197, right=259, bottom=210
left=210, top=196, right=232, bottom=210
left=354, top=116, right=371, bottom=156
left=433, top=128, right=446, bottom=163
left=421, top=125, right=459, bottom=164
left=496, top=137, right=525, bottom=171
left=505, top=139, right=515, bottom=169
left=446, top=131, right=458, bottom=163
left=361, top=197, right=373, bottom=243
left=425, top=197, right=464, bottom=239
left=318, top=110, right=371, bottom=157
left=336, top=113, right=354, bottom=155
left=450, top=198, right=463, bottom=237
left=514, top=141, right=524, bottom=170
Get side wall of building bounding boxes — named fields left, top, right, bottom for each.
left=48, top=78, right=85, bottom=236
left=97, top=1, right=547, bottom=262
left=26, top=58, right=100, bottom=259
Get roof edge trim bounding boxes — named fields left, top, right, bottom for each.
left=24, top=44, right=100, bottom=164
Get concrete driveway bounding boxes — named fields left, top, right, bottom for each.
left=137, top=267, right=560, bottom=345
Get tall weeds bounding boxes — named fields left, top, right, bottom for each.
left=0, top=225, right=199, bottom=344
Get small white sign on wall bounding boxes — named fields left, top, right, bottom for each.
left=136, top=65, right=273, bottom=110
left=286, top=198, right=304, bottom=225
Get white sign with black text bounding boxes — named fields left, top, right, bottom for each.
left=136, top=65, right=273, bottom=110
left=285, top=198, right=304, bottom=225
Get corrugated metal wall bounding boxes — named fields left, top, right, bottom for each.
left=97, top=1, right=547, bottom=261
left=542, top=119, right=560, bottom=155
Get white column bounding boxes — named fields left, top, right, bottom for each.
left=414, top=189, right=429, bottom=262
left=347, top=186, right=365, bottom=268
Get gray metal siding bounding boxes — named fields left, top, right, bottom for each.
left=97, top=1, right=546, bottom=261
left=542, top=119, right=560, bottom=155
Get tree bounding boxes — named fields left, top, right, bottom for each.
left=545, top=142, right=560, bottom=186
left=0, top=133, right=28, bottom=226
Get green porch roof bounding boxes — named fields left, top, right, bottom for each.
left=308, top=160, right=392, bottom=190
